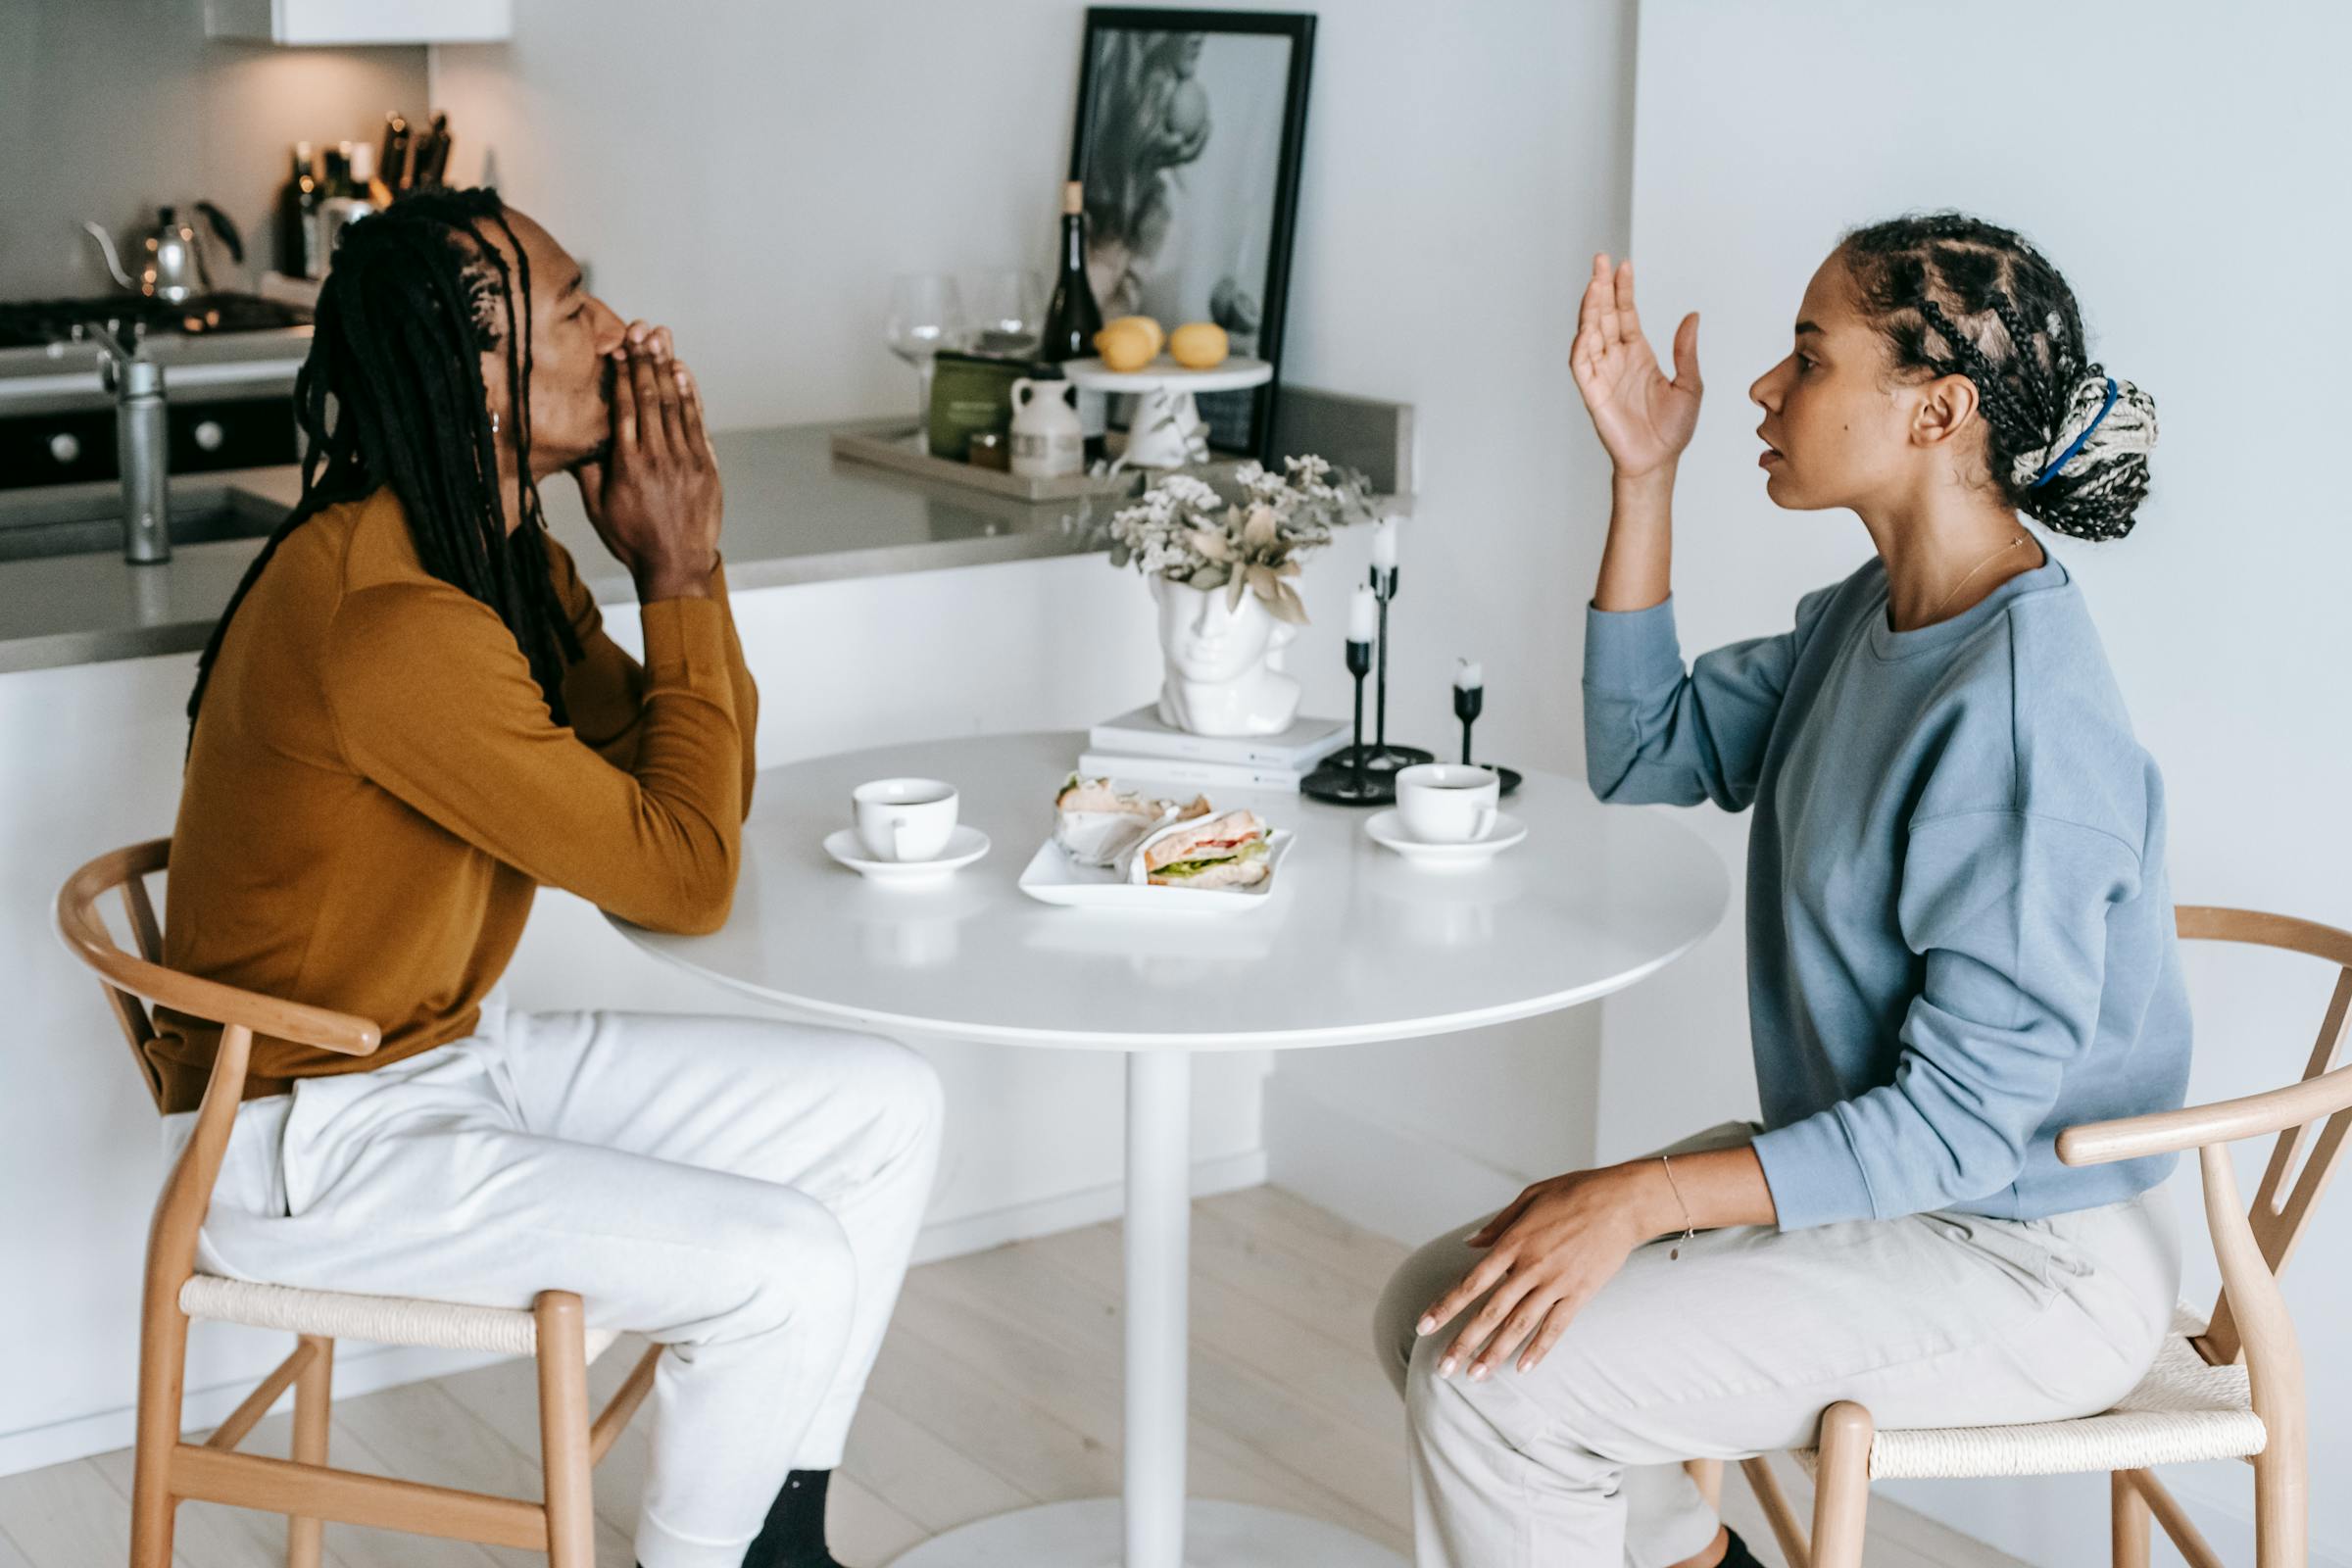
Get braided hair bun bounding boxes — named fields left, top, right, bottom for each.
left=1839, top=214, right=2159, bottom=541
left=2011, top=368, right=2158, bottom=541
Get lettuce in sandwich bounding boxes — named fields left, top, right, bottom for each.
left=1140, top=809, right=1272, bottom=890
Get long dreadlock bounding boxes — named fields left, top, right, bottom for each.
left=185, top=186, right=583, bottom=745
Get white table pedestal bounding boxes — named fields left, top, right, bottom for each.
left=885, top=1050, right=1407, bottom=1568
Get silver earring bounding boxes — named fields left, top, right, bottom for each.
left=490, top=411, right=501, bottom=434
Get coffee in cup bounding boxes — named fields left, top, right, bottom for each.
left=853, top=777, right=959, bottom=861
left=1394, top=763, right=1500, bottom=844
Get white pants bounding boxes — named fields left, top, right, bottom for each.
left=165, top=994, right=946, bottom=1568
left=1371, top=1119, right=2181, bottom=1568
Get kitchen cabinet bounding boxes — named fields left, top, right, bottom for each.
left=204, top=0, right=512, bottom=45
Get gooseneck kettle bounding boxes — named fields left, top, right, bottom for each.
left=82, top=202, right=245, bottom=303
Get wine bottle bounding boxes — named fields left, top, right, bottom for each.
left=277, top=142, right=320, bottom=278
left=1038, top=179, right=1107, bottom=460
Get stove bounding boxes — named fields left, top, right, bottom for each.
left=0, top=292, right=311, bottom=498
left=0, top=292, right=312, bottom=351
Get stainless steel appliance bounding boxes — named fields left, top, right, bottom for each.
left=0, top=293, right=308, bottom=563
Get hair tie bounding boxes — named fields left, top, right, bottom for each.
left=2029, top=376, right=2119, bottom=488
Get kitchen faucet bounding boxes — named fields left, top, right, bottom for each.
left=83, top=323, right=172, bottom=564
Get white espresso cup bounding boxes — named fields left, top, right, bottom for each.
left=852, top=777, right=959, bottom=861
left=1394, top=762, right=1501, bottom=844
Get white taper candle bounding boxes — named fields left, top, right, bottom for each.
left=1348, top=584, right=1378, bottom=642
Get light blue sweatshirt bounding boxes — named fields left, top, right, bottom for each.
left=1583, top=553, right=2191, bottom=1231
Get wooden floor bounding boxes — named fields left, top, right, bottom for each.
left=0, top=1184, right=2022, bottom=1567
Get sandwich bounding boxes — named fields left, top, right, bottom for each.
left=1054, top=774, right=1208, bottom=823
left=1141, top=809, right=1272, bottom=890
left=1054, top=775, right=1210, bottom=867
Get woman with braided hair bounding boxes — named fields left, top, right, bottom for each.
left=1374, top=215, right=2185, bottom=1567
left=154, top=189, right=942, bottom=1568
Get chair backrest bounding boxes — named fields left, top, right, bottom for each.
left=60, top=839, right=175, bottom=1107
left=56, top=838, right=382, bottom=1104
left=2173, top=906, right=2352, bottom=1365
left=57, top=839, right=382, bottom=1290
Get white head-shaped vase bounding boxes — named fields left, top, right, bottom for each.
left=1152, top=572, right=1303, bottom=736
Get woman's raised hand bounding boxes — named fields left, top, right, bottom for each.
left=1571, top=255, right=1702, bottom=478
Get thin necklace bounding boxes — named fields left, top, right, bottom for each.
left=1928, top=534, right=2031, bottom=621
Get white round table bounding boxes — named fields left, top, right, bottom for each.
left=610, top=729, right=1728, bottom=1568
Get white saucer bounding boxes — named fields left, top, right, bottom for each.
left=823, top=824, right=991, bottom=883
left=1365, top=808, right=1526, bottom=865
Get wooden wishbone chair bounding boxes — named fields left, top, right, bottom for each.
left=1681, top=905, right=2352, bottom=1568
left=58, top=839, right=664, bottom=1568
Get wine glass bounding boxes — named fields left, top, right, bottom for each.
left=884, top=273, right=969, bottom=435
left=966, top=268, right=1044, bottom=356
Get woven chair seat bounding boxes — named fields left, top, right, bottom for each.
left=181, top=1274, right=622, bottom=1363
left=1788, top=1304, right=2265, bottom=1481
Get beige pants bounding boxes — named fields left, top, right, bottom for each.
left=1371, top=1119, right=2181, bottom=1568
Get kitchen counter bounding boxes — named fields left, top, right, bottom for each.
left=0, top=420, right=1135, bottom=673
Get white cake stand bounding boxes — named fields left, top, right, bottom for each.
left=1060, top=355, right=1273, bottom=468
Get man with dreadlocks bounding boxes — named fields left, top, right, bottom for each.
left=149, top=189, right=942, bottom=1568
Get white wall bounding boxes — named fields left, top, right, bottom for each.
left=1616, top=3, right=2352, bottom=1564
left=431, top=1, right=1089, bottom=431
left=433, top=0, right=1646, bottom=1247
left=0, top=1, right=427, bottom=294
left=1250, top=0, right=1642, bottom=1244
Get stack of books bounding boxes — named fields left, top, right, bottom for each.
left=1077, top=704, right=1353, bottom=793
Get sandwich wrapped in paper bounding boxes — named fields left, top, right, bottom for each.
left=1053, top=774, right=1210, bottom=868
left=1130, top=808, right=1273, bottom=891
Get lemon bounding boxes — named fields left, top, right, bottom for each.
left=1116, top=315, right=1166, bottom=357
left=1169, top=321, right=1230, bottom=369
left=1093, top=318, right=1159, bottom=372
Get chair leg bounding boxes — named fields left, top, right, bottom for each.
left=2111, top=1468, right=2150, bottom=1568
left=1808, top=1401, right=1874, bottom=1568
left=2251, top=1441, right=2307, bottom=1568
left=129, top=1287, right=189, bottom=1568
left=535, top=1293, right=597, bottom=1568
left=1741, top=1455, right=1812, bottom=1568
left=286, top=1336, right=334, bottom=1568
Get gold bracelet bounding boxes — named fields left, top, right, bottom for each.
left=1658, top=1152, right=1696, bottom=1259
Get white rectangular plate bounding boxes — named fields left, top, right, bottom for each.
left=1017, top=829, right=1295, bottom=913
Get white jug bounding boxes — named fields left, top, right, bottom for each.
left=1008, top=377, right=1084, bottom=478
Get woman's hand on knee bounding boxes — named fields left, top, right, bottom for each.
left=1415, top=1167, right=1650, bottom=1382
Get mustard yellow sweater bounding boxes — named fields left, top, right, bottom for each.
left=151, top=487, right=757, bottom=1113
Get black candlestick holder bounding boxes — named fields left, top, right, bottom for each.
left=1320, top=564, right=1435, bottom=776
left=1453, top=680, right=1523, bottom=797
left=1302, top=636, right=1396, bottom=805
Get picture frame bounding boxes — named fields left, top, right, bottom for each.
left=1068, top=7, right=1316, bottom=462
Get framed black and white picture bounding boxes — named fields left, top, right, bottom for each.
left=1069, top=7, right=1315, bottom=460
